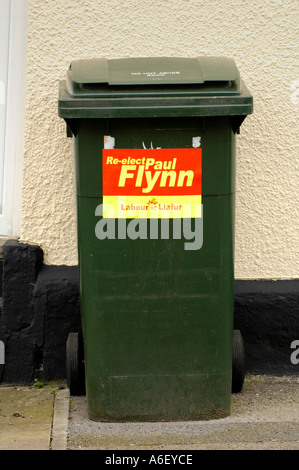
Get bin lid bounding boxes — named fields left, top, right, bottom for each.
left=58, top=56, right=253, bottom=119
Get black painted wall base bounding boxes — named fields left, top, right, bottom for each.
left=0, top=240, right=81, bottom=384
left=234, top=280, right=299, bottom=375
left=0, top=240, right=298, bottom=384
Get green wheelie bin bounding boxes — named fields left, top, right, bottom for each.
left=58, top=57, right=253, bottom=421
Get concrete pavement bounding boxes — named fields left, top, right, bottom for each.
left=0, top=374, right=298, bottom=450
left=0, top=384, right=56, bottom=450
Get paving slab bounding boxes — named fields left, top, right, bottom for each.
left=0, top=385, right=55, bottom=450
left=0, top=374, right=298, bottom=451
left=67, top=375, right=299, bottom=450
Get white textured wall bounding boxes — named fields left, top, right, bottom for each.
left=20, top=0, right=299, bottom=278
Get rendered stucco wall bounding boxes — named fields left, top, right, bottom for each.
left=20, top=0, right=299, bottom=279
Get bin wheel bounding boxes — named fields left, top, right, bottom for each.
left=66, top=332, right=85, bottom=395
left=232, top=329, right=245, bottom=393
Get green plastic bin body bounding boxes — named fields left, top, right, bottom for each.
left=58, top=57, right=253, bottom=421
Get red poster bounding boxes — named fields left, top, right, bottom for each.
left=102, top=148, right=202, bottom=218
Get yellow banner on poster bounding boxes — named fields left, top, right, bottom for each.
left=102, top=195, right=202, bottom=219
